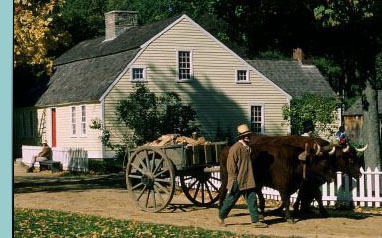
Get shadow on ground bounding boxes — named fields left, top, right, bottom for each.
left=14, top=173, right=126, bottom=194
left=228, top=203, right=379, bottom=225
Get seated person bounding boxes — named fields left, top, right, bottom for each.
left=26, top=141, right=52, bottom=172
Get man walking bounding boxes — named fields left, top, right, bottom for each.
left=218, top=124, right=268, bottom=228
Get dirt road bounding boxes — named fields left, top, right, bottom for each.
left=14, top=163, right=382, bottom=238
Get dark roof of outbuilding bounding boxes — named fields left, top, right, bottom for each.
left=246, top=60, right=337, bottom=98
left=343, top=90, right=382, bottom=116
left=35, top=48, right=140, bottom=106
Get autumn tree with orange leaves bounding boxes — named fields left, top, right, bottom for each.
left=14, top=0, right=69, bottom=75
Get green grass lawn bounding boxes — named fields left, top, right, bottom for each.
left=15, top=208, right=287, bottom=238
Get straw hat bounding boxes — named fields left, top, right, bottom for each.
left=236, top=124, right=252, bottom=138
left=42, top=140, right=48, bottom=145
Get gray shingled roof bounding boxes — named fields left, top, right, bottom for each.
left=54, top=14, right=181, bottom=66
left=35, top=15, right=181, bottom=106
left=343, top=90, right=382, bottom=116
left=246, top=60, right=337, bottom=98
left=35, top=49, right=140, bottom=106
left=36, top=14, right=336, bottom=107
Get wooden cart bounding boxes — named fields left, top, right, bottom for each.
left=124, top=142, right=226, bottom=212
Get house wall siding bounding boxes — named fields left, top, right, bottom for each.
left=103, top=18, right=289, bottom=156
left=15, top=103, right=103, bottom=158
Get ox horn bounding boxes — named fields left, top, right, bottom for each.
left=315, top=143, right=321, bottom=156
left=355, top=144, right=368, bottom=152
left=343, top=145, right=350, bottom=153
left=328, top=146, right=336, bottom=155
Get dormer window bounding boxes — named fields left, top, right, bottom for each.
left=236, top=69, right=250, bottom=83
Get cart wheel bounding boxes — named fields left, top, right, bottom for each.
left=126, top=146, right=175, bottom=212
left=180, top=171, right=220, bottom=207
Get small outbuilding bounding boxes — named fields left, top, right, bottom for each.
left=343, top=90, right=382, bottom=143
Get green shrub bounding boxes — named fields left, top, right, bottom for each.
left=282, top=93, right=339, bottom=136
left=91, top=83, right=199, bottom=156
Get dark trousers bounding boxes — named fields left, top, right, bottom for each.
left=219, top=180, right=259, bottom=223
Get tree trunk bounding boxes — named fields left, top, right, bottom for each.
left=362, top=78, right=381, bottom=170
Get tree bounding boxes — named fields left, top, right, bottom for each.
left=282, top=94, right=339, bottom=136
left=91, top=83, right=198, bottom=154
left=14, top=0, right=70, bottom=75
left=314, top=0, right=382, bottom=169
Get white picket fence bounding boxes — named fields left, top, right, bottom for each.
left=21, top=146, right=89, bottom=172
left=177, top=168, right=382, bottom=208
left=262, top=167, right=382, bottom=208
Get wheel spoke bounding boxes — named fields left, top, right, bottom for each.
left=128, top=174, right=142, bottom=179
left=152, top=188, right=157, bottom=208
left=156, top=178, right=171, bottom=184
left=210, top=176, right=221, bottom=181
left=136, top=185, right=147, bottom=201
left=145, top=189, right=150, bottom=208
left=144, top=150, right=151, bottom=172
left=193, top=182, right=201, bottom=200
left=205, top=182, right=213, bottom=200
left=132, top=182, right=144, bottom=190
left=153, top=186, right=165, bottom=205
left=152, top=158, right=164, bottom=175
left=154, top=182, right=170, bottom=195
left=131, top=162, right=146, bottom=175
left=201, top=182, right=205, bottom=204
left=185, top=179, right=198, bottom=191
left=206, top=180, right=219, bottom=191
left=154, top=168, right=169, bottom=178
left=135, top=154, right=147, bottom=170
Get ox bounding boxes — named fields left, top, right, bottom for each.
left=219, top=135, right=365, bottom=223
left=219, top=137, right=322, bottom=223
left=293, top=142, right=367, bottom=216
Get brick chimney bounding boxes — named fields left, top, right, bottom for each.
left=292, top=48, right=304, bottom=63
left=104, top=10, right=138, bottom=41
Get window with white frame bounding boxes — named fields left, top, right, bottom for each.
left=71, top=106, right=77, bottom=136
left=132, top=67, right=145, bottom=81
left=80, top=105, right=87, bottom=135
left=178, top=51, right=192, bottom=80
left=250, top=104, right=264, bottom=134
left=236, top=69, right=249, bottom=83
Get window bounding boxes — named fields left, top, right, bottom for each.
left=80, top=105, right=86, bottom=136
left=177, top=51, right=192, bottom=81
left=132, top=67, right=146, bottom=81
left=236, top=69, right=249, bottom=83
left=250, top=104, right=264, bottom=134
left=71, top=107, right=77, bottom=136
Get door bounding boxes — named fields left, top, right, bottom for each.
left=52, top=108, right=56, bottom=147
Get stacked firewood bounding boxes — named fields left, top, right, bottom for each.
left=145, top=134, right=210, bottom=147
